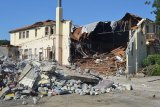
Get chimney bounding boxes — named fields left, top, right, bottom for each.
left=58, top=0, right=62, bottom=7
left=55, top=0, right=63, bottom=65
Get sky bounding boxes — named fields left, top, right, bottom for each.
left=0, top=0, right=155, bottom=40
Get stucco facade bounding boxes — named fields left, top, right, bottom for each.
left=10, top=22, right=56, bottom=61
left=126, top=19, right=160, bottom=74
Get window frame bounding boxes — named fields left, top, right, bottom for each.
left=26, top=31, right=29, bottom=38
left=23, top=31, right=25, bottom=38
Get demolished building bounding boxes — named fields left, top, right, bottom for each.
left=9, top=0, right=160, bottom=74
left=71, top=13, right=160, bottom=74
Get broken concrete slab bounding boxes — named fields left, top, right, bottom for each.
left=18, top=64, right=32, bottom=81
left=94, top=80, right=114, bottom=90
left=4, top=93, right=14, bottom=101
left=19, top=67, right=39, bottom=88
left=0, top=86, right=10, bottom=99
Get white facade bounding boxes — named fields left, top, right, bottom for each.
left=10, top=22, right=56, bottom=61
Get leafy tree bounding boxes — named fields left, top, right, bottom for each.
left=146, top=0, right=160, bottom=24
left=0, top=40, right=10, bottom=45
left=152, top=0, right=160, bottom=24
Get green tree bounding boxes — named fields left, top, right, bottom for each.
left=152, top=0, right=160, bottom=24
left=0, top=40, right=10, bottom=45
left=146, top=0, right=160, bottom=24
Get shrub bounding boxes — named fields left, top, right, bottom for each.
left=142, top=54, right=160, bottom=76
left=142, top=54, right=160, bottom=67
left=152, top=64, right=160, bottom=76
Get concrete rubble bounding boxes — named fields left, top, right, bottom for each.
left=0, top=56, right=132, bottom=104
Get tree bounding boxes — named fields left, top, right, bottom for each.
left=0, top=40, right=10, bottom=45
left=152, top=0, right=160, bottom=24
left=146, top=0, right=160, bottom=24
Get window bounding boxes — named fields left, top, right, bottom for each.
left=146, top=25, right=149, bottom=33
left=156, top=26, right=159, bottom=34
left=45, top=27, right=49, bottom=35
left=19, top=32, right=22, bottom=39
left=50, top=26, right=54, bottom=34
left=26, top=31, right=29, bottom=38
left=34, top=48, right=37, bottom=56
left=153, top=25, right=155, bottom=33
left=23, top=31, right=25, bottom=38
left=35, top=29, right=37, bottom=37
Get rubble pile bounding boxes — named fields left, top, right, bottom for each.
left=0, top=55, right=131, bottom=105
left=75, top=47, right=126, bottom=75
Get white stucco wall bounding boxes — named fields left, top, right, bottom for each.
left=19, top=36, right=55, bottom=60
left=10, top=24, right=56, bottom=61
left=10, top=26, right=55, bottom=46
left=55, top=7, right=71, bottom=66
left=61, top=21, right=71, bottom=65
left=126, top=19, right=157, bottom=74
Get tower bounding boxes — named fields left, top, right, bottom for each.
left=55, top=0, right=63, bottom=65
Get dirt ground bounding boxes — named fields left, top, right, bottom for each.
left=1, top=76, right=160, bottom=107
left=0, top=90, right=160, bottom=107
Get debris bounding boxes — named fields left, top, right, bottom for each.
left=0, top=56, right=131, bottom=102
left=22, top=101, right=28, bottom=105
left=0, top=86, right=10, bottom=99
left=18, top=64, right=32, bottom=81
left=4, top=93, right=14, bottom=101
left=153, top=95, right=156, bottom=98
left=122, top=84, right=133, bottom=91
left=94, top=80, right=114, bottom=90
left=75, top=47, right=126, bottom=75
left=33, top=97, right=38, bottom=104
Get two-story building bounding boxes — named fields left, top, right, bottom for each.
left=9, top=0, right=71, bottom=66
left=9, top=20, right=56, bottom=61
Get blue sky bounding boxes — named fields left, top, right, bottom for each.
left=0, top=0, right=155, bottom=40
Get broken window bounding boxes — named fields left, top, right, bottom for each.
left=146, top=25, right=149, bottom=33
left=19, top=32, right=22, bottom=39
left=26, top=31, right=29, bottom=38
left=23, top=31, right=25, bottom=38
left=24, top=49, right=28, bottom=59
left=35, top=29, right=37, bottom=37
left=153, top=25, right=155, bottom=33
left=156, top=26, right=159, bottom=34
left=50, top=26, right=54, bottom=35
left=45, top=27, right=49, bottom=35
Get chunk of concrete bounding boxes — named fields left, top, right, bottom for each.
left=4, top=93, right=14, bottom=101
left=0, top=86, right=10, bottom=99
left=122, top=84, right=133, bottom=91
left=18, top=64, right=32, bottom=81
left=94, top=80, right=114, bottom=90
left=22, top=101, right=28, bottom=105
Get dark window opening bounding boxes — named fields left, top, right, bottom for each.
left=26, top=31, right=29, bottom=38
left=50, top=26, right=54, bottom=34
left=35, top=29, right=37, bottom=37
left=146, top=25, right=149, bottom=33
left=19, top=32, right=22, bottom=39
left=45, top=27, right=49, bottom=35
left=23, top=32, right=25, bottom=38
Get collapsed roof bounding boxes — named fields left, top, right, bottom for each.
left=71, top=13, right=143, bottom=41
